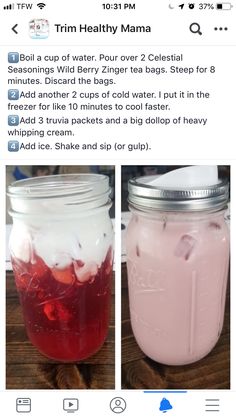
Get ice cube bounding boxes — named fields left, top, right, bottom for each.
left=51, top=264, right=76, bottom=285
left=9, top=227, right=32, bottom=263
left=74, top=261, right=98, bottom=283
left=208, top=222, right=221, bottom=230
left=174, top=234, right=197, bottom=261
left=33, top=229, right=80, bottom=268
left=162, top=217, right=167, bottom=230
left=43, top=301, right=71, bottom=322
left=51, top=253, right=72, bottom=269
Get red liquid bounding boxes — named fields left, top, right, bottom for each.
left=11, top=247, right=112, bottom=362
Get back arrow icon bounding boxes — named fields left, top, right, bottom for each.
left=12, top=24, right=18, bottom=34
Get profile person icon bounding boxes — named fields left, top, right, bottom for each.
left=110, top=397, right=126, bottom=413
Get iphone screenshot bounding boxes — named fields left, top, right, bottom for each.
left=0, top=1, right=235, bottom=418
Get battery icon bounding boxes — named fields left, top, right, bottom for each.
left=216, top=2, right=233, bottom=9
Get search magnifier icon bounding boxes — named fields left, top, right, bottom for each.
left=189, top=22, right=202, bottom=35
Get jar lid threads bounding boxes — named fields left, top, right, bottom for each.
left=128, top=175, right=229, bottom=212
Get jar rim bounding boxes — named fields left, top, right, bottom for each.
left=8, top=174, right=109, bottom=200
left=8, top=174, right=111, bottom=215
left=128, top=175, right=229, bottom=212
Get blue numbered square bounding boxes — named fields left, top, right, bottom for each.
left=8, top=52, right=19, bottom=63
left=8, top=89, right=19, bottom=100
left=8, top=140, right=19, bottom=152
left=8, top=115, right=19, bottom=126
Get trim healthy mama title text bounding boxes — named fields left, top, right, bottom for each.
left=54, top=24, right=151, bottom=35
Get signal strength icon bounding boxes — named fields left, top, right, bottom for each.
left=37, top=2, right=46, bottom=9
left=3, top=3, right=14, bottom=9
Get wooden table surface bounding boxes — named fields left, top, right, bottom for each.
left=122, top=264, right=230, bottom=390
left=6, top=272, right=115, bottom=390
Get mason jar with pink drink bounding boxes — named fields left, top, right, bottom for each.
left=126, top=166, right=230, bottom=365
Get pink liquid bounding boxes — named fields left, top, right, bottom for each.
left=126, top=212, right=229, bottom=365
left=12, top=247, right=112, bottom=362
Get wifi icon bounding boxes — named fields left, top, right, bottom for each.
left=37, top=2, right=46, bottom=9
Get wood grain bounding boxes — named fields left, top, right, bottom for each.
left=6, top=272, right=115, bottom=389
left=122, top=264, right=230, bottom=389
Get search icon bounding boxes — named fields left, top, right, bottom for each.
left=189, top=22, right=202, bottom=35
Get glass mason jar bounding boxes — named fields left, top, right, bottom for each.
left=126, top=176, right=229, bottom=365
left=8, top=174, right=113, bottom=362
